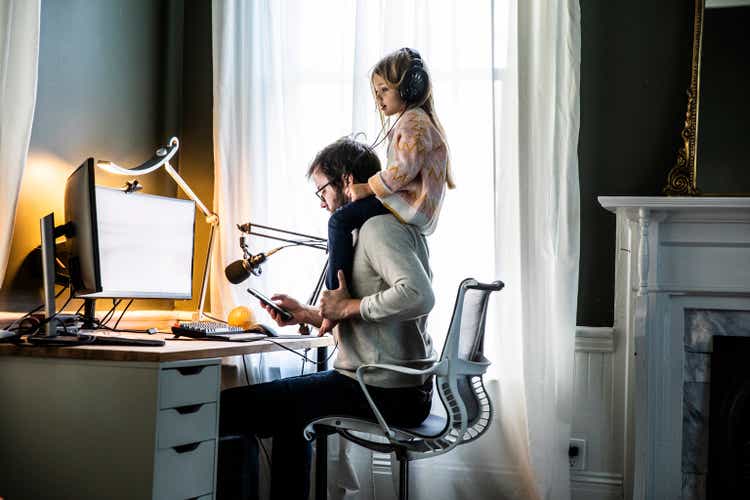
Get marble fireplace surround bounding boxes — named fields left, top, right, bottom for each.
left=598, top=197, right=750, bottom=500
left=682, top=307, right=750, bottom=500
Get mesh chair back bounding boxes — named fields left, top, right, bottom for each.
left=452, top=286, right=491, bottom=425
left=436, top=278, right=503, bottom=445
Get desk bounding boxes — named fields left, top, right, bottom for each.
left=0, top=333, right=334, bottom=500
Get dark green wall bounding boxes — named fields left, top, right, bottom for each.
left=577, top=0, right=694, bottom=325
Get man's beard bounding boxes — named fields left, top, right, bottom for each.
left=331, top=188, right=349, bottom=210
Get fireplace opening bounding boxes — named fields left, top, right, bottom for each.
left=708, top=335, right=750, bottom=499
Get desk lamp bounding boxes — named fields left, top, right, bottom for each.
left=97, top=137, right=216, bottom=320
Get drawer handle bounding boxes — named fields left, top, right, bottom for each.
left=173, top=442, right=201, bottom=454
left=176, top=366, right=206, bottom=376
left=176, top=404, right=203, bottom=415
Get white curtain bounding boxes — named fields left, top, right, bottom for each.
left=0, top=0, right=41, bottom=287
left=488, top=0, right=581, bottom=498
left=211, top=0, right=580, bottom=498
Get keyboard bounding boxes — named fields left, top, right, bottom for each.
left=172, top=321, right=266, bottom=341
left=173, top=320, right=244, bottom=334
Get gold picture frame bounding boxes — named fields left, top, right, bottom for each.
left=663, top=0, right=703, bottom=196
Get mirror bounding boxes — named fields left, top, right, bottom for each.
left=663, top=0, right=750, bottom=195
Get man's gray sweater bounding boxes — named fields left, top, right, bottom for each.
left=334, top=214, right=436, bottom=388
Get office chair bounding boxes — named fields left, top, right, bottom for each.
left=304, top=278, right=504, bottom=500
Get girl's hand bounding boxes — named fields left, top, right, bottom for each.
left=346, top=183, right=373, bottom=202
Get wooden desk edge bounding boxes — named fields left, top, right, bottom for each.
left=0, top=335, right=335, bottom=363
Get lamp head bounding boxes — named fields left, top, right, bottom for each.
left=96, top=137, right=179, bottom=176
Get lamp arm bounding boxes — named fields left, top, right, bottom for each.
left=163, top=161, right=216, bottom=223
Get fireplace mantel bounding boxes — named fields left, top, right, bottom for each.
left=598, top=196, right=750, bottom=500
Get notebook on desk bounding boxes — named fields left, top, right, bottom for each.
left=28, top=333, right=165, bottom=347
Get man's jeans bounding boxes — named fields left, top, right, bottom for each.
left=219, top=369, right=432, bottom=500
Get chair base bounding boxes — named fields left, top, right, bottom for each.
left=313, top=426, right=413, bottom=500
left=398, top=454, right=409, bottom=500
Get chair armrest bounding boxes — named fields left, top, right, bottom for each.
left=455, top=354, right=491, bottom=376
left=357, top=361, right=445, bottom=379
left=354, top=361, right=445, bottom=440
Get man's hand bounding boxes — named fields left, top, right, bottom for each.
left=346, top=182, right=373, bottom=202
left=261, top=294, right=304, bottom=327
left=319, top=271, right=360, bottom=334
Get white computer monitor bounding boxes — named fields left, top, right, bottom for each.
left=65, top=160, right=195, bottom=299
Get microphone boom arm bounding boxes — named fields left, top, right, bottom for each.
left=235, top=222, right=328, bottom=335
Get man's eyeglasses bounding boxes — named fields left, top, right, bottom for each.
left=315, top=181, right=332, bottom=202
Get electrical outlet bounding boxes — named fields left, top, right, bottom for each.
left=569, top=438, right=586, bottom=471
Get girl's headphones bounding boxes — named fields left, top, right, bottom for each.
left=399, top=48, right=429, bottom=106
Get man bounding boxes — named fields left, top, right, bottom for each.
left=219, top=137, right=436, bottom=499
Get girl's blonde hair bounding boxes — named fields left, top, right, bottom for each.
left=371, top=48, right=455, bottom=189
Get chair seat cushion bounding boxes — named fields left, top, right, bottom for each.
left=311, top=413, right=448, bottom=441
left=403, top=413, right=448, bottom=438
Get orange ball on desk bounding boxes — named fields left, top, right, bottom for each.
left=227, top=306, right=256, bottom=330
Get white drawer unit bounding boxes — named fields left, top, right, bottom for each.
left=154, top=359, right=221, bottom=499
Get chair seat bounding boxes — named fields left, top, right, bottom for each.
left=401, top=413, right=448, bottom=438
left=306, top=413, right=448, bottom=443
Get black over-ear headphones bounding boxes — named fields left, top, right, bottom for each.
left=399, top=48, right=429, bottom=106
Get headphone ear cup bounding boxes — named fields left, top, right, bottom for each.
left=399, top=66, right=429, bottom=105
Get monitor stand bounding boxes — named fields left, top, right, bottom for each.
left=39, top=213, right=84, bottom=339
left=40, top=213, right=60, bottom=337
left=82, top=298, right=96, bottom=329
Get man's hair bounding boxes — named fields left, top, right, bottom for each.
left=307, top=137, right=381, bottom=191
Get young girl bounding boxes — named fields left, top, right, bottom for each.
left=324, top=47, right=454, bottom=301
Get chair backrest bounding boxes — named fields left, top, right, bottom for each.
left=435, top=278, right=503, bottom=446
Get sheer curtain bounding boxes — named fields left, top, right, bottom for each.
left=211, top=0, right=579, bottom=498
left=488, top=0, right=581, bottom=498
left=0, top=0, right=41, bottom=287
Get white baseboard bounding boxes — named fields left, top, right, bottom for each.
left=571, top=482, right=623, bottom=500
left=575, top=326, right=615, bottom=353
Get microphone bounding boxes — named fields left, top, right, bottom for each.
left=224, top=254, right=267, bottom=284
left=224, top=248, right=282, bottom=284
